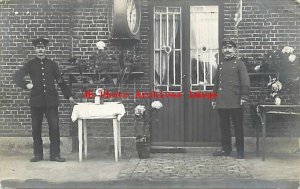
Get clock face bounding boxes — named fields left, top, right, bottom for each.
left=111, top=0, right=141, bottom=40
left=126, top=0, right=138, bottom=34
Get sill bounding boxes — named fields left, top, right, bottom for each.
left=249, top=72, right=279, bottom=76
left=64, top=71, right=144, bottom=76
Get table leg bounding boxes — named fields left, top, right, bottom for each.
left=255, top=127, right=259, bottom=157
left=113, top=118, right=118, bottom=162
left=262, top=114, right=266, bottom=161
left=117, top=119, right=121, bottom=158
left=78, top=119, right=83, bottom=162
left=83, top=119, right=87, bottom=159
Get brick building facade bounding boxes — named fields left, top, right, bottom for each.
left=0, top=0, right=299, bottom=152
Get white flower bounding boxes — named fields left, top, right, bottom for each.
left=135, top=105, right=146, bottom=116
left=151, top=101, right=163, bottom=110
left=282, top=46, right=294, bottom=54
left=288, top=54, right=296, bottom=62
left=274, top=96, right=281, bottom=105
left=96, top=41, right=106, bottom=50
left=254, top=65, right=261, bottom=71
left=271, top=81, right=282, bottom=92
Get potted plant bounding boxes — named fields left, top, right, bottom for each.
left=62, top=41, right=142, bottom=102
left=249, top=46, right=299, bottom=104
left=134, top=101, right=163, bottom=159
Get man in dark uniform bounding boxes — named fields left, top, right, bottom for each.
left=13, top=38, right=76, bottom=162
left=212, top=39, right=250, bottom=159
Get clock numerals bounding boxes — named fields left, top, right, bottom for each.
left=112, top=0, right=140, bottom=40
left=127, top=0, right=138, bottom=33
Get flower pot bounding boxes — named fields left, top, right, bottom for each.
left=136, top=141, right=150, bottom=159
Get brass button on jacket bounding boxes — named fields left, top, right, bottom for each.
left=213, top=57, right=250, bottom=109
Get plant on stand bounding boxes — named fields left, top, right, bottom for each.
left=134, top=101, right=163, bottom=159
left=267, top=76, right=283, bottom=105
left=251, top=46, right=299, bottom=104
left=62, top=40, right=139, bottom=102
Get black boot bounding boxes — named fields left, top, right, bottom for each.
left=212, top=150, right=231, bottom=156
left=50, top=156, right=66, bottom=162
left=30, top=156, right=43, bottom=162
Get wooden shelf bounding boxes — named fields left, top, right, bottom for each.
left=249, top=72, right=279, bottom=76
left=64, top=71, right=144, bottom=76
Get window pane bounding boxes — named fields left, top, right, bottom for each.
left=161, top=53, right=168, bottom=85
left=155, top=7, right=167, bottom=13
left=175, top=51, right=181, bottom=85
left=169, top=51, right=174, bottom=84
left=190, top=6, right=219, bottom=91
left=154, top=52, right=160, bottom=85
left=175, top=14, right=181, bottom=49
left=154, top=14, right=160, bottom=49
left=154, top=6, right=182, bottom=92
left=168, top=7, right=180, bottom=13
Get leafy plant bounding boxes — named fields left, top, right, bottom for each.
left=134, top=101, right=163, bottom=143
left=62, top=41, right=141, bottom=92
left=254, top=46, right=299, bottom=83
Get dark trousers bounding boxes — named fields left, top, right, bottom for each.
left=217, top=108, right=244, bottom=155
left=30, top=106, right=60, bottom=158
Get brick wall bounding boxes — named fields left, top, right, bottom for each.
left=0, top=0, right=151, bottom=138
left=223, top=0, right=300, bottom=136
left=0, top=0, right=299, bottom=139
left=0, top=0, right=73, bottom=136
left=69, top=0, right=150, bottom=137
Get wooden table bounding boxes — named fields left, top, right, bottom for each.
left=71, top=102, right=126, bottom=162
left=256, top=105, right=300, bottom=161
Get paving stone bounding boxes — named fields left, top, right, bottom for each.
left=119, top=150, right=254, bottom=180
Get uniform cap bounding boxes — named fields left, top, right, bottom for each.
left=221, top=38, right=237, bottom=48
left=32, top=38, right=49, bottom=47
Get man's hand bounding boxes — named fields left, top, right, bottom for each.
left=240, top=99, right=247, bottom=106
left=211, top=101, right=216, bottom=109
left=69, top=97, right=77, bottom=105
left=26, top=83, right=33, bottom=90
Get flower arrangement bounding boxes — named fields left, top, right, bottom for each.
left=250, top=45, right=300, bottom=104
left=134, top=101, right=163, bottom=143
left=254, top=46, right=299, bottom=83
left=267, top=76, right=283, bottom=105
left=62, top=40, right=141, bottom=90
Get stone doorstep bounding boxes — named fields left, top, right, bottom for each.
left=0, top=137, right=299, bottom=154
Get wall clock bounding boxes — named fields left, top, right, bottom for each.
left=111, top=0, right=141, bottom=41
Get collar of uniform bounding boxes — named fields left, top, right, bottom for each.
left=223, top=56, right=236, bottom=61
left=35, top=57, right=47, bottom=61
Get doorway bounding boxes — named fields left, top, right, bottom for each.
left=150, top=1, right=223, bottom=146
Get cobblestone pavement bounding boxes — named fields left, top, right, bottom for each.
left=1, top=149, right=299, bottom=188
left=119, top=149, right=253, bottom=180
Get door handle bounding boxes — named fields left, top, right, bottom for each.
left=181, top=74, right=186, bottom=79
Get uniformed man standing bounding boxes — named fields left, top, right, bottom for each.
left=212, top=39, right=250, bottom=159
left=13, top=38, right=76, bottom=162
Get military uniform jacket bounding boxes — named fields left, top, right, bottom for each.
left=213, top=57, right=250, bottom=109
left=13, top=57, right=72, bottom=107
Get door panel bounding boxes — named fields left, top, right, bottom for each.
left=151, top=2, right=221, bottom=146
left=151, top=97, right=185, bottom=146
left=186, top=99, right=220, bottom=145
left=186, top=5, right=220, bottom=145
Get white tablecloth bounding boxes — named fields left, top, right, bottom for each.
left=71, top=102, right=126, bottom=162
left=71, top=102, right=126, bottom=122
